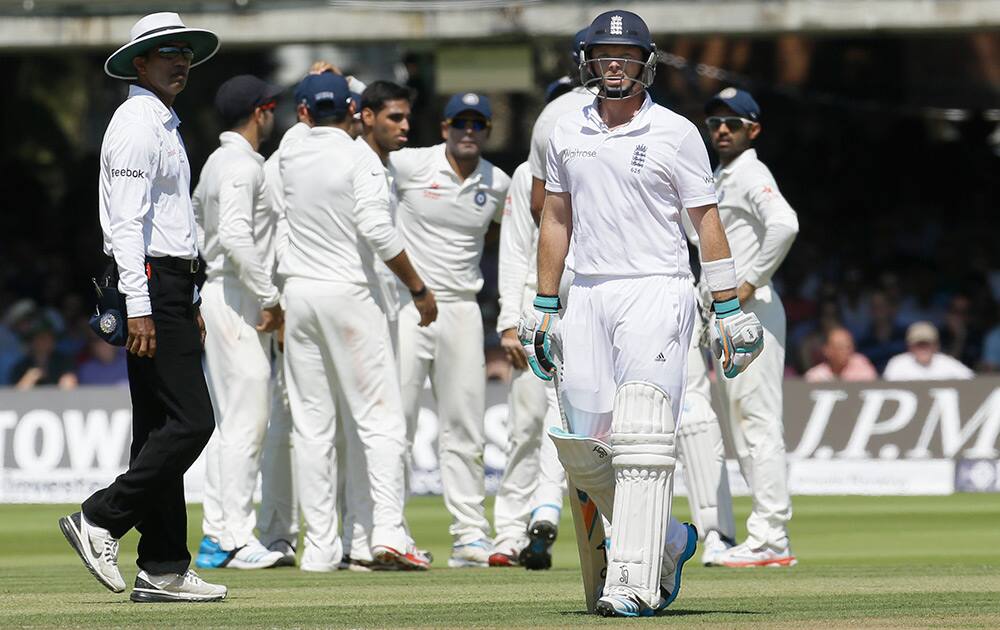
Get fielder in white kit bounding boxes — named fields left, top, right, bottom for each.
left=391, top=93, right=511, bottom=567
left=522, top=11, right=764, bottom=616
left=491, top=161, right=567, bottom=570
left=690, top=88, right=799, bottom=567
left=193, top=74, right=285, bottom=570
left=279, top=72, right=437, bottom=572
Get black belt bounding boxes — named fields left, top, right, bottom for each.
left=146, top=256, right=200, bottom=274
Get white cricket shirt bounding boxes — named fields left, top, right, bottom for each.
left=497, top=162, right=536, bottom=332
left=527, top=86, right=595, bottom=182
left=263, top=121, right=311, bottom=270
left=392, top=143, right=511, bottom=301
left=99, top=84, right=199, bottom=317
left=684, top=148, right=799, bottom=290
left=278, top=126, right=402, bottom=289
left=883, top=352, right=974, bottom=381
left=356, top=135, right=403, bottom=318
left=193, top=131, right=280, bottom=308
left=546, top=93, right=717, bottom=278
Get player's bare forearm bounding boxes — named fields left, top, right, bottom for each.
left=537, top=191, right=572, bottom=296
left=384, top=249, right=425, bottom=293
left=688, top=204, right=737, bottom=302
left=530, top=177, right=546, bottom=226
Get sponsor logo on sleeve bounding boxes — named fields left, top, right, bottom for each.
left=110, top=167, right=146, bottom=179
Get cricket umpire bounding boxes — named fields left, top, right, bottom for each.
left=58, top=12, right=227, bottom=603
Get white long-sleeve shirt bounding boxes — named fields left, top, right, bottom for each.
left=391, top=143, right=510, bottom=301
left=684, top=148, right=799, bottom=290
left=278, top=126, right=402, bottom=288
left=263, top=121, right=311, bottom=273
left=497, top=162, right=536, bottom=333
left=99, top=84, right=199, bottom=317
left=356, top=135, right=403, bottom=319
left=193, top=131, right=280, bottom=308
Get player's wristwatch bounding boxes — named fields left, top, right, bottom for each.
left=410, top=284, right=428, bottom=299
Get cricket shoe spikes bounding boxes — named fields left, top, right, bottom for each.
left=519, top=520, right=557, bottom=570
left=58, top=512, right=126, bottom=593
left=718, top=541, right=797, bottom=567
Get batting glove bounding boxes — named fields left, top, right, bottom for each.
left=517, top=295, right=562, bottom=381
left=710, top=297, right=764, bottom=378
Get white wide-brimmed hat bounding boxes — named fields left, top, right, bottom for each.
left=105, top=12, right=219, bottom=80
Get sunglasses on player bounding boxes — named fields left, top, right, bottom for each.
left=448, top=117, right=490, bottom=131
left=705, top=116, right=756, bottom=132
left=155, top=46, right=195, bottom=61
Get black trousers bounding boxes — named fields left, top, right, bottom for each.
left=83, top=259, right=214, bottom=575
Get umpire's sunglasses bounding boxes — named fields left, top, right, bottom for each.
left=448, top=117, right=490, bottom=131
left=705, top=116, right=756, bottom=132
left=155, top=46, right=195, bottom=61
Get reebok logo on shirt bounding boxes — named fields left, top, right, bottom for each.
left=110, top=167, right=146, bottom=179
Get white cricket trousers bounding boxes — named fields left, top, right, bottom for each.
left=712, top=284, right=792, bottom=548
left=200, top=278, right=272, bottom=550
left=283, top=278, right=409, bottom=570
left=398, top=297, right=489, bottom=545
left=256, top=341, right=298, bottom=548
left=493, top=370, right=565, bottom=550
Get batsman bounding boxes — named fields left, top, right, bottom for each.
left=521, top=10, right=764, bottom=616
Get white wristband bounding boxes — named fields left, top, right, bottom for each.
left=702, top=257, right=737, bottom=292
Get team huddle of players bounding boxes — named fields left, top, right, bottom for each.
left=192, top=8, right=799, bottom=615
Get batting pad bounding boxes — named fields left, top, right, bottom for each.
left=677, top=410, right=735, bottom=542
left=608, top=381, right=677, bottom=607
left=548, top=428, right=615, bottom=519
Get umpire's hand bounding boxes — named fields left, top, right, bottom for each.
left=127, top=316, right=156, bottom=358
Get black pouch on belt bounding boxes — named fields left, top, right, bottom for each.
left=88, top=263, right=128, bottom=347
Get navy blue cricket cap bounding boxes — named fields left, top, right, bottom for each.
left=215, top=74, right=283, bottom=121
left=294, top=72, right=352, bottom=116
left=443, top=92, right=492, bottom=120
left=705, top=87, right=761, bottom=121
left=571, top=27, right=588, bottom=65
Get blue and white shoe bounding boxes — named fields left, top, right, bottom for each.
left=659, top=523, right=699, bottom=609
left=448, top=539, right=492, bottom=568
left=595, top=587, right=667, bottom=617
left=194, top=536, right=229, bottom=569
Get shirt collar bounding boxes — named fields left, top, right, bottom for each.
left=309, top=125, right=352, bottom=141
left=127, top=84, right=180, bottom=129
left=719, top=148, right=757, bottom=177
left=583, top=92, right=653, bottom=133
left=434, top=142, right=484, bottom=184
left=219, top=131, right=263, bottom=164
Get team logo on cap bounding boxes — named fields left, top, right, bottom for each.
left=99, top=311, right=118, bottom=335
left=474, top=191, right=487, bottom=206
left=717, top=87, right=738, bottom=99
left=610, top=15, right=623, bottom=35
left=462, top=93, right=480, bottom=106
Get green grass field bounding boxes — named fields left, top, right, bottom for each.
left=1, top=495, right=999, bottom=628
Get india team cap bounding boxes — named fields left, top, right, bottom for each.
left=215, top=74, right=283, bottom=122
left=295, top=72, right=352, bottom=117
left=105, top=12, right=219, bottom=80
left=705, top=87, right=761, bottom=121
left=443, top=93, right=492, bottom=120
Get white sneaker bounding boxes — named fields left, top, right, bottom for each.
left=373, top=544, right=431, bottom=571
left=300, top=542, right=343, bottom=573
left=130, top=569, right=227, bottom=602
left=266, top=539, right=296, bottom=567
left=225, top=540, right=283, bottom=570
left=718, top=541, right=797, bottom=567
left=59, top=512, right=126, bottom=593
left=448, top=539, right=492, bottom=568
left=701, top=530, right=735, bottom=566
